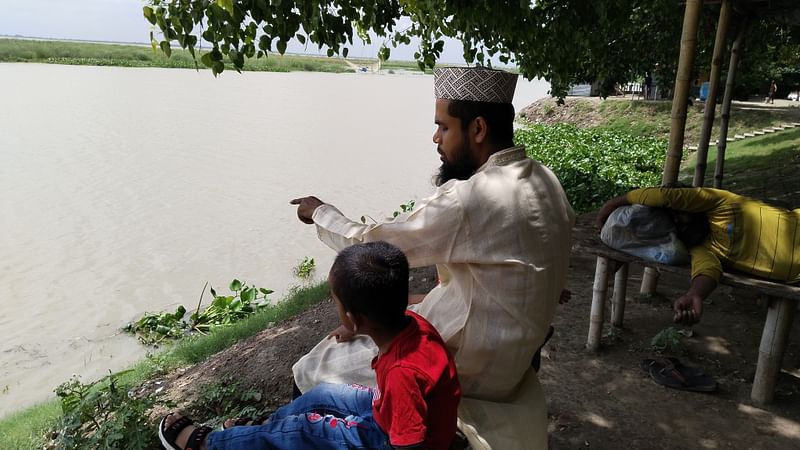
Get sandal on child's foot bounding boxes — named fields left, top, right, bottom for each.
left=158, top=412, right=212, bottom=450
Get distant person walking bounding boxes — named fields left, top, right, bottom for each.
left=644, top=71, right=653, bottom=100
left=766, top=80, right=778, bottom=104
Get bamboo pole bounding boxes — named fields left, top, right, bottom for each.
left=611, top=263, right=629, bottom=328
left=662, top=0, right=704, bottom=186
left=752, top=296, right=796, bottom=405
left=640, top=267, right=660, bottom=295
left=693, top=0, right=732, bottom=187
left=715, top=19, right=748, bottom=189
left=587, top=256, right=610, bottom=352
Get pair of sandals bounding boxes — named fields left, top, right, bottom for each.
left=158, top=413, right=268, bottom=450
left=640, top=357, right=717, bottom=393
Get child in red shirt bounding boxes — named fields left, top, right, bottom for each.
left=159, top=241, right=461, bottom=450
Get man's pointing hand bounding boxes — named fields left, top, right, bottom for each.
left=290, top=196, right=325, bottom=224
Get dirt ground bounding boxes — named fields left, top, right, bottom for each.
left=145, top=212, right=800, bottom=449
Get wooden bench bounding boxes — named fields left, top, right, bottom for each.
left=573, top=222, right=800, bottom=405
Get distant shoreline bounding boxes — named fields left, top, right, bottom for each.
left=0, top=37, right=430, bottom=75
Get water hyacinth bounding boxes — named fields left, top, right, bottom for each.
left=515, top=123, right=667, bottom=213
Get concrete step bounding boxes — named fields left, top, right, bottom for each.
left=743, top=133, right=755, bottom=137
left=764, top=128, right=776, bottom=133
left=734, top=134, right=745, bottom=140
left=753, top=130, right=765, bottom=135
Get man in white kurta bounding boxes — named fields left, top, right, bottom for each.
left=291, top=67, right=574, bottom=449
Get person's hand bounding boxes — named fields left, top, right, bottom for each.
left=327, top=325, right=356, bottom=343
left=559, top=289, right=571, bottom=305
left=673, top=291, right=703, bottom=325
left=289, top=196, right=325, bottom=224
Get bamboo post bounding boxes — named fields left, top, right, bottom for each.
left=693, top=0, right=732, bottom=187
left=640, top=267, right=660, bottom=295
left=587, top=256, right=611, bottom=352
left=611, top=263, right=629, bottom=328
left=715, top=19, right=748, bottom=189
left=752, top=296, right=796, bottom=405
left=662, top=0, right=703, bottom=186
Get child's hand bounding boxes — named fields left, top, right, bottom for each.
left=327, top=325, right=356, bottom=343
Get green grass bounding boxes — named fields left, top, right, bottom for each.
left=0, top=402, right=61, bottom=450
left=535, top=97, right=800, bottom=145
left=0, top=282, right=330, bottom=450
left=680, top=127, right=800, bottom=206
left=0, top=38, right=390, bottom=74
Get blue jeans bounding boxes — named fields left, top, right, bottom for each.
left=206, top=383, right=392, bottom=450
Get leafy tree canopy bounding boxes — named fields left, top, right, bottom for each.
left=144, top=0, right=800, bottom=98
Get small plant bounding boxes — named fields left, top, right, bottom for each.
left=123, top=306, right=188, bottom=345
left=392, top=199, right=416, bottom=218
left=191, top=379, right=268, bottom=428
left=50, top=373, right=161, bottom=450
left=361, top=199, right=416, bottom=223
left=650, top=327, right=686, bottom=354
left=191, top=280, right=273, bottom=333
left=293, top=257, right=316, bottom=280
left=124, top=280, right=274, bottom=344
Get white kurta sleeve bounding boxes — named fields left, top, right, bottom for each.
left=311, top=186, right=469, bottom=268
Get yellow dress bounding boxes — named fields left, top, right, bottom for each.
left=627, top=187, right=800, bottom=283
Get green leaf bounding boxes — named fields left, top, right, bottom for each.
left=229, top=279, right=242, bottom=291
left=343, top=47, right=349, bottom=58
left=212, top=60, right=224, bottom=76
left=378, top=46, right=390, bottom=62
left=159, top=40, right=172, bottom=58
left=143, top=6, right=156, bottom=25
left=296, top=33, right=306, bottom=45
left=216, top=0, right=234, bottom=16
left=276, top=40, right=287, bottom=55
left=201, top=52, right=214, bottom=68
left=241, top=288, right=256, bottom=302
left=259, top=288, right=274, bottom=295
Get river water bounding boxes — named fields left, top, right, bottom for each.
left=0, top=63, right=548, bottom=416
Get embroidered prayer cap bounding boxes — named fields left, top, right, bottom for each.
left=434, top=67, right=518, bottom=103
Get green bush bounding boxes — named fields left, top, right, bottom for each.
left=514, top=124, right=667, bottom=213
left=50, top=373, right=162, bottom=450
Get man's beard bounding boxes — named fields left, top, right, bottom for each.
left=434, top=141, right=477, bottom=187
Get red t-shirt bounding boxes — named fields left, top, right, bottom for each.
left=371, top=311, right=461, bottom=450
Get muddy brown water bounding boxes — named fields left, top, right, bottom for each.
left=0, top=63, right=548, bottom=416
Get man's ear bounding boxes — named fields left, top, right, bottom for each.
left=471, top=116, right=488, bottom=144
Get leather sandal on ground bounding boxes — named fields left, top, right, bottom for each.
left=641, top=357, right=717, bottom=393
left=159, top=413, right=213, bottom=450
left=640, top=357, right=705, bottom=378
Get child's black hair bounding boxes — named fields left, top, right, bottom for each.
left=330, top=241, right=409, bottom=332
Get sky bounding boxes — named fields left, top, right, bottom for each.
left=0, top=0, right=472, bottom=63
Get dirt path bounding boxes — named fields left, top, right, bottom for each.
left=146, top=213, right=799, bottom=449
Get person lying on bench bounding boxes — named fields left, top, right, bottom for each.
left=157, top=241, right=461, bottom=450
left=596, top=187, right=800, bottom=325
